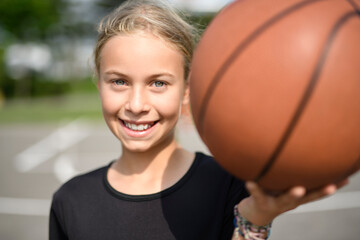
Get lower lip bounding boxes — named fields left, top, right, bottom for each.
left=119, top=119, right=157, bottom=138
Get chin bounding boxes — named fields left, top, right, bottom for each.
left=121, top=142, right=154, bottom=153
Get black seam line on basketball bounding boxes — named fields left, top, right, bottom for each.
left=197, top=0, right=326, bottom=135
left=347, top=0, right=360, bottom=13
left=255, top=11, right=359, bottom=182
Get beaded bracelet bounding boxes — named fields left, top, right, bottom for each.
left=233, top=205, right=271, bottom=240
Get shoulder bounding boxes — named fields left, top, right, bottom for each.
left=192, top=152, right=244, bottom=184
left=194, top=152, right=231, bottom=176
left=52, top=163, right=109, bottom=204
left=194, top=151, right=248, bottom=195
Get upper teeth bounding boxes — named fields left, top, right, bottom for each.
left=125, top=122, right=152, bottom=131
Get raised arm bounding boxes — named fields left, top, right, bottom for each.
left=232, top=179, right=349, bottom=240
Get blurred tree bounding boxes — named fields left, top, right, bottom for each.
left=96, top=0, right=127, bottom=11
left=0, top=0, right=66, bottom=40
left=0, top=0, right=215, bottom=100
left=95, top=0, right=214, bottom=35
left=0, top=0, right=67, bottom=99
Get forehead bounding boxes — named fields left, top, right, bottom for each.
left=99, top=32, right=184, bottom=77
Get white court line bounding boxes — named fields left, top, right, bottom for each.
left=0, top=197, right=51, bottom=216
left=53, top=154, right=80, bottom=183
left=288, top=191, right=360, bottom=214
left=0, top=191, right=359, bottom=217
left=14, top=119, right=90, bottom=172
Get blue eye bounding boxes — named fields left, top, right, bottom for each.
left=114, top=80, right=126, bottom=86
left=153, top=81, right=165, bottom=87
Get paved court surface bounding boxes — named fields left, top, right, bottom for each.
left=0, top=118, right=359, bottom=240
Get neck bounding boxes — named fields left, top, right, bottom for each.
left=118, top=133, right=180, bottom=176
left=108, top=133, right=195, bottom=195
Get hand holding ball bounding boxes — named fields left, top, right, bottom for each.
left=190, top=0, right=360, bottom=192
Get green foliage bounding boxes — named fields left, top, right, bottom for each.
left=31, top=79, right=71, bottom=97
left=0, top=92, right=103, bottom=124
left=0, top=0, right=65, bottom=40
left=189, top=14, right=215, bottom=31
left=0, top=0, right=215, bottom=102
left=0, top=0, right=68, bottom=100
left=0, top=77, right=71, bottom=98
left=68, top=78, right=98, bottom=94
left=96, top=0, right=127, bottom=13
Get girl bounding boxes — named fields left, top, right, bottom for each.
left=49, top=1, right=347, bottom=239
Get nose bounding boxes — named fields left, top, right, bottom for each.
left=125, top=86, right=150, bottom=114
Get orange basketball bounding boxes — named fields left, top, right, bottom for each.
left=190, top=0, right=360, bottom=192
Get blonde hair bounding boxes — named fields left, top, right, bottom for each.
left=94, top=0, right=198, bottom=80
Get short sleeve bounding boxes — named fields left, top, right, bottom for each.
left=222, top=177, right=249, bottom=240
left=49, top=196, right=68, bottom=240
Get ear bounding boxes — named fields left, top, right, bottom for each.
left=182, top=81, right=190, bottom=105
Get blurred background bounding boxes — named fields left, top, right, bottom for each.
left=0, top=0, right=359, bottom=240
left=0, top=0, right=222, bottom=124
left=0, top=0, right=222, bottom=239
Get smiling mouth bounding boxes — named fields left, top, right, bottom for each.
left=120, top=119, right=158, bottom=131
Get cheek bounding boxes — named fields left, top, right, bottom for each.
left=100, top=89, right=123, bottom=115
left=154, top=91, right=183, bottom=118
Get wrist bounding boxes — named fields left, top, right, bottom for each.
left=237, top=199, right=276, bottom=226
left=234, top=204, right=272, bottom=240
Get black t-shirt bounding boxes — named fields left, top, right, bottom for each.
left=49, top=152, right=248, bottom=240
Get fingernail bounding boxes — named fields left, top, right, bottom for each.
left=246, top=181, right=256, bottom=190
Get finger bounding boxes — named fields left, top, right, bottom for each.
left=246, top=181, right=266, bottom=200
left=322, top=184, right=337, bottom=195
left=288, top=186, right=307, bottom=198
left=299, top=184, right=336, bottom=205
left=277, top=186, right=306, bottom=202
left=276, top=186, right=306, bottom=209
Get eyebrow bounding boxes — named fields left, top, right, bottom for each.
left=104, top=70, right=175, bottom=79
left=103, top=70, right=127, bottom=77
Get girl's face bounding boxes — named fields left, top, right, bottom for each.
left=98, top=32, right=189, bottom=153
